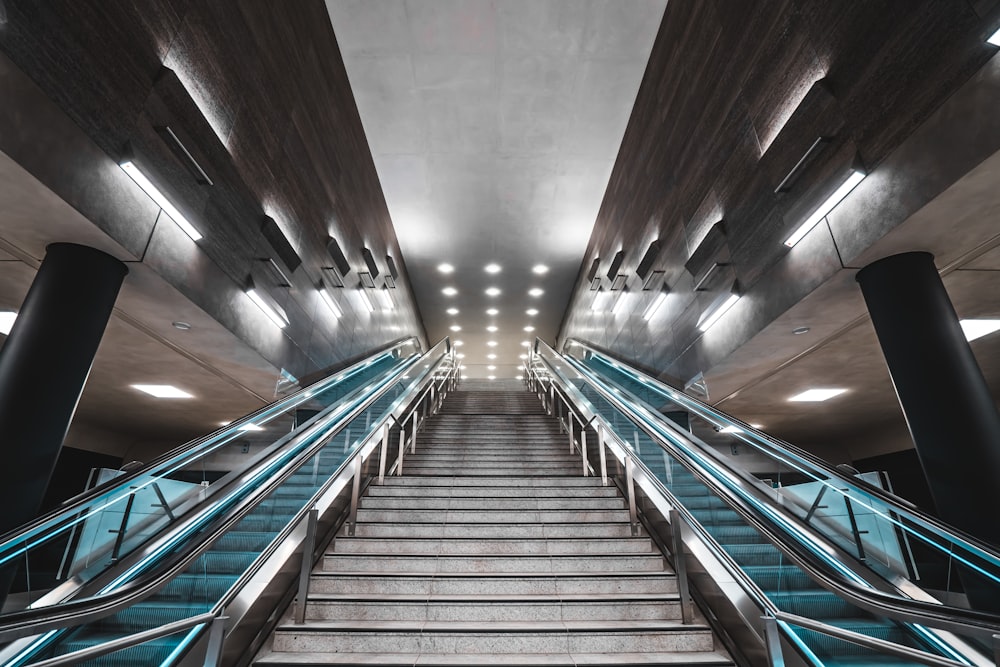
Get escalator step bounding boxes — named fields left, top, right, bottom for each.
left=767, top=591, right=858, bottom=618
left=741, top=566, right=821, bottom=592
left=719, top=543, right=786, bottom=567
left=94, top=601, right=212, bottom=633
left=212, top=531, right=275, bottom=552
left=706, top=526, right=771, bottom=545
left=157, top=573, right=237, bottom=602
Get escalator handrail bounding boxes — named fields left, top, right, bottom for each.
left=0, top=336, right=421, bottom=557
left=565, top=337, right=1000, bottom=568
left=534, top=340, right=1000, bottom=644
left=0, top=340, right=450, bottom=647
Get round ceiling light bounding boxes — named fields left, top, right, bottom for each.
left=484, top=263, right=502, bottom=274
left=438, top=263, right=455, bottom=273
left=528, top=288, right=544, bottom=297
left=532, top=264, right=549, bottom=274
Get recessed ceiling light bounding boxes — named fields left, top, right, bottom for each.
left=793, top=326, right=810, bottom=335
left=486, top=308, right=499, bottom=315
left=532, top=264, right=549, bottom=275
left=457, top=353, right=465, bottom=359
left=132, top=384, right=194, bottom=399
left=988, top=27, right=1000, bottom=46
left=519, top=354, right=527, bottom=359
left=488, top=365, right=496, bottom=370
left=750, top=423, right=763, bottom=429
left=719, top=425, right=742, bottom=434
left=488, top=375, right=496, bottom=380
left=526, top=308, right=538, bottom=316
left=487, top=353, right=497, bottom=359
left=516, top=374, right=524, bottom=380
left=218, top=421, right=231, bottom=427
left=238, top=422, right=264, bottom=432
left=528, top=288, right=544, bottom=297
left=447, top=307, right=459, bottom=315
left=450, top=325, right=461, bottom=332
left=484, top=263, right=502, bottom=274
left=485, top=287, right=501, bottom=297
left=487, top=341, right=498, bottom=347
left=487, top=325, right=498, bottom=332
left=438, top=263, right=455, bottom=274
left=524, top=326, right=535, bottom=332
left=0, top=311, right=17, bottom=335
left=454, top=340, right=464, bottom=346
left=442, top=287, right=458, bottom=296
left=788, top=388, right=847, bottom=402
left=960, top=319, right=1000, bottom=342
left=520, top=341, right=530, bottom=347
left=172, top=321, right=191, bottom=331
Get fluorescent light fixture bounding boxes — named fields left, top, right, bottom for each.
left=643, top=292, right=668, bottom=321
left=488, top=365, right=496, bottom=370
left=357, top=289, right=375, bottom=313
left=487, top=325, right=498, bottom=332
left=447, top=307, right=459, bottom=315
left=528, top=287, right=544, bottom=297
left=488, top=375, right=496, bottom=380
left=442, top=287, right=458, bottom=296
left=591, top=291, right=610, bottom=312
left=450, top=325, right=462, bottom=332
left=784, top=169, right=866, bottom=247
left=132, top=384, right=193, bottom=399
left=486, top=308, right=499, bottom=315
left=485, top=287, right=501, bottom=297
left=698, top=292, right=741, bottom=332
left=438, top=263, right=455, bottom=274
left=487, top=353, right=497, bottom=359
left=788, top=388, right=847, bottom=402
left=961, top=319, right=1000, bottom=342
left=376, top=289, right=394, bottom=311
left=484, top=263, right=502, bottom=274
left=524, top=325, right=535, bottom=332
left=989, top=27, right=1000, bottom=46
left=318, top=286, right=342, bottom=318
left=487, top=341, right=498, bottom=347
left=526, top=308, right=538, bottom=316
left=612, top=292, right=629, bottom=315
left=454, top=340, right=464, bottom=346
left=0, top=311, right=17, bottom=335
left=519, top=354, right=527, bottom=360
left=520, top=341, right=530, bottom=347
left=516, top=375, right=523, bottom=380
left=532, top=264, right=549, bottom=274
left=120, top=160, right=203, bottom=241
left=456, top=353, right=465, bottom=359
left=246, top=285, right=290, bottom=329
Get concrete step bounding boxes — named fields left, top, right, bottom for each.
left=304, top=596, right=681, bottom=622
left=271, top=621, right=716, bottom=654
left=354, top=508, right=631, bottom=523
left=404, top=467, right=579, bottom=477
left=330, top=537, right=653, bottom=555
left=309, top=573, right=678, bottom=596
left=359, top=496, right=623, bottom=510
left=321, top=553, right=666, bottom=573
left=366, top=485, right=618, bottom=498
left=340, top=522, right=636, bottom=539
left=255, top=650, right=733, bottom=665
left=380, top=476, right=604, bottom=487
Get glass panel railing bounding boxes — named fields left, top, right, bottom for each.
left=0, top=339, right=420, bottom=619
left=563, top=340, right=1000, bottom=619
left=4, top=339, right=453, bottom=666
left=535, top=342, right=981, bottom=667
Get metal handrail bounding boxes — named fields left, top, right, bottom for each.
left=0, top=336, right=421, bottom=559
left=0, top=341, right=444, bottom=649
left=531, top=339, right=1000, bottom=649
left=566, top=337, right=1000, bottom=567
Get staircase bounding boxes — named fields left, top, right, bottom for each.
left=257, top=382, right=733, bottom=665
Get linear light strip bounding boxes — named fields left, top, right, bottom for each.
left=120, top=161, right=203, bottom=241
left=246, top=288, right=289, bottom=328
left=698, top=293, right=741, bottom=332
left=784, top=169, right=865, bottom=248
left=643, top=293, right=668, bottom=321
left=318, top=287, right=342, bottom=318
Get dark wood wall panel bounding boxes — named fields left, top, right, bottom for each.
left=0, top=0, right=426, bottom=378
left=561, top=0, right=998, bottom=387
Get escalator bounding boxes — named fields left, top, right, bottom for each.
left=0, top=336, right=459, bottom=666
left=529, top=339, right=1000, bottom=667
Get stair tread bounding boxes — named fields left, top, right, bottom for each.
left=307, top=593, right=680, bottom=603
left=256, top=651, right=734, bottom=665
left=276, top=620, right=711, bottom=632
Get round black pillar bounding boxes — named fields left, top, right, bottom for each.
left=0, top=243, right=127, bottom=535
left=857, top=252, right=1000, bottom=610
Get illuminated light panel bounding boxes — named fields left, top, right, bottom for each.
left=487, top=325, right=498, bottom=332
left=487, top=354, right=497, bottom=360
left=526, top=308, right=538, bottom=316
left=519, top=354, right=528, bottom=360
left=457, top=353, right=466, bottom=359
left=318, top=288, right=342, bottom=319
left=960, top=319, right=1000, bottom=342
left=120, top=161, right=203, bottom=241
left=488, top=365, right=496, bottom=370
left=447, top=307, right=459, bottom=315
left=488, top=376, right=496, bottom=380
left=357, top=289, right=375, bottom=313
left=720, top=425, right=742, bottom=434
left=591, top=291, right=610, bottom=312
left=438, top=263, right=455, bottom=274
left=485, top=287, right=501, bottom=297
left=528, top=287, right=544, bottom=297
left=697, top=294, right=740, bottom=333
left=0, top=311, right=16, bottom=335
left=524, top=326, right=535, bottom=332
left=484, top=263, right=502, bottom=274
left=132, top=384, right=193, bottom=399
left=486, top=308, right=499, bottom=316
left=487, top=341, right=498, bottom=347
left=246, top=288, right=290, bottom=328
left=644, top=293, right=668, bottom=321
left=532, top=264, right=549, bottom=274
left=788, top=388, right=848, bottom=402
left=376, top=289, right=394, bottom=311
left=516, top=375, right=524, bottom=380
left=784, top=170, right=866, bottom=248
left=611, top=292, right=629, bottom=315
left=450, top=325, right=461, bottom=332
left=989, top=27, right=1000, bottom=46
left=520, top=341, right=530, bottom=347
left=454, top=340, right=464, bottom=346
left=442, top=287, right=458, bottom=296
left=238, top=422, right=264, bottom=432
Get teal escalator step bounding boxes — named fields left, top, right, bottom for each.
left=158, top=573, right=237, bottom=602
left=94, top=601, right=211, bottom=633
left=720, top=543, right=786, bottom=567
left=234, top=514, right=295, bottom=533
left=689, top=508, right=745, bottom=525
left=790, top=618, right=924, bottom=661
left=741, top=565, right=820, bottom=592
left=53, top=633, right=178, bottom=666
left=672, top=494, right=730, bottom=510
left=767, top=591, right=858, bottom=619
left=195, top=550, right=258, bottom=574
left=213, top=531, right=275, bottom=552
left=706, top=525, right=771, bottom=545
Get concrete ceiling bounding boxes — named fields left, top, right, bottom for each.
left=325, top=0, right=667, bottom=378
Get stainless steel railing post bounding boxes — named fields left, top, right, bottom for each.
left=203, top=615, right=229, bottom=667
left=347, top=457, right=362, bottom=537
left=378, top=423, right=389, bottom=483
left=626, top=456, right=638, bottom=536
left=669, top=509, right=694, bottom=625
left=762, top=613, right=785, bottom=667
left=597, top=425, right=608, bottom=486
left=293, top=508, right=319, bottom=624
left=580, top=428, right=589, bottom=476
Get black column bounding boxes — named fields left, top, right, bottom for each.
left=0, top=243, right=127, bottom=535
left=857, top=252, right=1000, bottom=610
